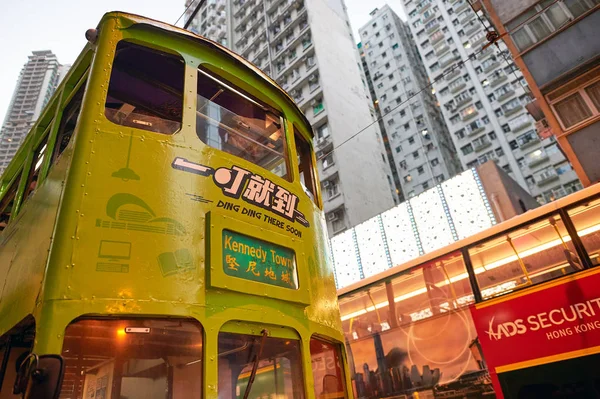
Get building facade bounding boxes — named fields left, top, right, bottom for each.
left=186, top=0, right=397, bottom=234
left=360, top=6, right=463, bottom=198
left=480, top=0, right=600, bottom=187
left=396, top=0, right=582, bottom=204
left=0, top=50, right=63, bottom=174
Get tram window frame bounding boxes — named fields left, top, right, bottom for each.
left=195, top=65, right=290, bottom=181
left=104, top=41, right=185, bottom=135
left=295, top=126, right=318, bottom=205
left=23, top=134, right=49, bottom=203
left=52, top=80, right=86, bottom=165
left=58, top=317, right=203, bottom=399
left=309, top=336, right=347, bottom=399
left=467, top=212, right=584, bottom=300
left=0, top=172, right=23, bottom=232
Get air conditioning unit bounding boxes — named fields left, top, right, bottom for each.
left=327, top=212, right=338, bottom=222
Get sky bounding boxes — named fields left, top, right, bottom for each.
left=0, top=0, right=406, bottom=125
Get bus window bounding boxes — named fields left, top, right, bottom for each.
left=59, top=318, right=202, bottom=399
left=468, top=213, right=583, bottom=299
left=105, top=41, right=184, bottom=135
left=53, top=83, right=85, bottom=164
left=310, top=338, right=346, bottom=399
left=0, top=174, right=21, bottom=232
left=196, top=67, right=289, bottom=180
left=567, top=197, right=600, bottom=266
left=217, top=332, right=304, bottom=399
left=24, top=136, right=48, bottom=201
left=295, top=128, right=317, bottom=204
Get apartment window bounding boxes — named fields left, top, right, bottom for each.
left=413, top=151, right=419, bottom=159
left=507, top=1, right=596, bottom=52
left=450, top=115, right=460, bottom=124
left=404, top=174, right=412, bottom=183
left=377, top=83, right=384, bottom=89
left=322, top=153, right=334, bottom=169
left=387, top=117, right=395, bottom=125
left=385, top=63, right=390, bottom=69
left=323, top=178, right=340, bottom=199
left=395, top=146, right=402, bottom=153
left=313, top=98, right=324, bottom=116
left=399, top=109, right=406, bottom=117
left=417, top=165, right=424, bottom=174
left=399, top=160, right=407, bottom=169
left=379, top=42, right=384, bottom=47
left=389, top=74, right=394, bottom=80
left=422, top=181, right=429, bottom=189
left=405, top=124, right=411, bottom=132
left=392, top=43, right=399, bottom=50
left=392, top=85, right=398, bottom=92
left=431, top=158, right=439, bottom=167
left=488, top=131, right=497, bottom=140
left=461, top=143, right=473, bottom=155
left=408, top=135, right=414, bottom=144
left=316, top=124, right=329, bottom=139
left=455, top=128, right=465, bottom=139
left=550, top=74, right=600, bottom=130
left=509, top=140, right=518, bottom=150
left=495, top=147, right=504, bottom=157
left=501, top=124, right=511, bottom=133
left=376, top=32, right=380, bottom=37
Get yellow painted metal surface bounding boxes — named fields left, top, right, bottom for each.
left=0, top=12, right=349, bottom=398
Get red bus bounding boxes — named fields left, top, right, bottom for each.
left=337, top=183, right=600, bottom=398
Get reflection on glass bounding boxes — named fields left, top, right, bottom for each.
left=310, top=338, right=346, bottom=399
left=60, top=319, right=203, bottom=399
left=469, top=214, right=582, bottom=299
left=218, top=332, right=304, bottom=399
left=568, top=197, right=600, bottom=266
left=196, top=67, right=288, bottom=179
left=105, top=41, right=184, bottom=134
left=338, top=252, right=493, bottom=399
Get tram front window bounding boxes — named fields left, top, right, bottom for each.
left=196, top=67, right=289, bottom=180
left=218, top=332, right=304, bottom=399
left=60, top=318, right=202, bottom=399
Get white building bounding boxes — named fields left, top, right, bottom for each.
left=394, top=0, right=582, bottom=204
left=0, top=51, right=64, bottom=174
left=360, top=6, right=463, bottom=198
left=186, top=0, right=397, bottom=234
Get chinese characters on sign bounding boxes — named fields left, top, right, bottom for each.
left=172, top=158, right=309, bottom=227
left=222, top=230, right=298, bottom=289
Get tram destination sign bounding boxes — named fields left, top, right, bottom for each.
left=222, top=230, right=298, bottom=289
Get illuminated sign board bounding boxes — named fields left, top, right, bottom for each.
left=222, top=230, right=298, bottom=289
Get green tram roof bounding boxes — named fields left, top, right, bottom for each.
left=100, top=11, right=314, bottom=139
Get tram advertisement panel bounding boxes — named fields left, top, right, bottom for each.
left=470, top=268, right=600, bottom=395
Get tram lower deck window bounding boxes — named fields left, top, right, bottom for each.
left=217, top=331, right=304, bottom=398
left=59, top=318, right=203, bottom=398
left=105, top=41, right=184, bottom=134
left=196, top=67, right=289, bottom=180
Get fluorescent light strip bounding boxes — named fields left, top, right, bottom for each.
left=340, top=223, right=600, bottom=322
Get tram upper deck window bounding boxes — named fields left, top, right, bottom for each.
left=295, top=127, right=317, bottom=204
left=310, top=338, right=347, bottom=399
left=218, top=331, right=304, bottom=399
left=468, top=214, right=583, bottom=299
left=567, top=196, right=600, bottom=266
left=59, top=318, right=203, bottom=398
left=105, top=41, right=184, bottom=134
left=196, top=67, right=289, bottom=180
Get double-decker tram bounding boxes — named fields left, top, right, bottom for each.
left=338, top=183, right=600, bottom=399
left=0, top=12, right=349, bottom=399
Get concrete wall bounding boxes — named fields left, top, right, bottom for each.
left=523, top=10, right=600, bottom=88
left=477, top=161, right=539, bottom=222
left=307, top=0, right=395, bottom=226
left=489, top=0, right=539, bottom=24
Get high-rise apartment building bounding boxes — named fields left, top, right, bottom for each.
left=360, top=6, right=463, bottom=198
left=396, top=0, right=582, bottom=204
left=186, top=0, right=397, bottom=234
left=480, top=0, right=599, bottom=187
left=0, top=50, right=63, bottom=173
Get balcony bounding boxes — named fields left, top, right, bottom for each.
left=473, top=138, right=492, bottom=152
left=426, top=22, right=440, bottom=34
left=454, top=1, right=469, bottom=13
left=535, top=169, right=559, bottom=186
left=508, top=114, right=532, bottom=133
left=518, top=134, right=540, bottom=150
left=496, top=89, right=515, bottom=103
left=444, top=68, right=461, bottom=81
left=454, top=94, right=472, bottom=108
left=315, top=134, right=333, bottom=152
left=459, top=13, right=475, bottom=26
left=434, top=43, right=450, bottom=57
left=467, top=126, right=485, bottom=136
left=450, top=81, right=466, bottom=94
left=461, top=108, right=478, bottom=121
left=440, top=54, right=459, bottom=68
left=430, top=30, right=445, bottom=45
left=526, top=150, right=549, bottom=168
left=470, top=32, right=486, bottom=48
left=489, top=73, right=508, bottom=87
left=503, top=104, right=523, bottom=117
left=418, top=2, right=431, bottom=13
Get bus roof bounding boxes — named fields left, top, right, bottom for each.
left=99, top=11, right=314, bottom=138
left=337, top=181, right=600, bottom=297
